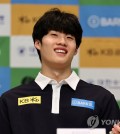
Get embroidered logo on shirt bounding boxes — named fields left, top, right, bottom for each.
left=18, top=96, right=41, bottom=106
left=71, top=98, right=95, bottom=110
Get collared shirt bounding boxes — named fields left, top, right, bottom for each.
left=1, top=72, right=120, bottom=134
left=35, top=71, right=80, bottom=114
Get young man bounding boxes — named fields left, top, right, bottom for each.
left=0, top=8, right=120, bottom=134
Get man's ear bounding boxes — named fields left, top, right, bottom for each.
left=74, top=48, right=78, bottom=55
left=34, top=40, right=41, bottom=50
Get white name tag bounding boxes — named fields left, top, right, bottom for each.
left=57, top=128, right=106, bottom=134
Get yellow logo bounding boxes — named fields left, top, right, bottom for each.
left=11, top=5, right=78, bottom=35
left=80, top=37, right=120, bottom=67
left=18, top=96, right=41, bottom=106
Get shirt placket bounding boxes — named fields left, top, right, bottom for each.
left=51, top=83, right=62, bottom=114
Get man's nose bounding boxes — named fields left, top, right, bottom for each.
left=57, top=36, right=67, bottom=46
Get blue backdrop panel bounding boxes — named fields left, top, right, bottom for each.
left=80, top=6, right=120, bottom=37
left=0, top=67, right=11, bottom=95
left=11, top=0, right=79, bottom=5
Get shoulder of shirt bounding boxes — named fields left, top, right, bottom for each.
left=78, top=79, right=114, bottom=97
left=0, top=81, right=39, bottom=98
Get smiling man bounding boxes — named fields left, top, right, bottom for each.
left=0, top=8, right=120, bottom=134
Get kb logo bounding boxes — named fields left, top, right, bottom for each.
left=30, top=97, right=40, bottom=102
left=18, top=96, right=41, bottom=106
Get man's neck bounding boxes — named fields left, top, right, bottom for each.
left=41, top=66, right=72, bottom=82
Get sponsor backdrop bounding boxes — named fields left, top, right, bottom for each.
left=0, top=0, right=120, bottom=107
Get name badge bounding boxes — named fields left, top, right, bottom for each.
left=71, top=98, right=95, bottom=110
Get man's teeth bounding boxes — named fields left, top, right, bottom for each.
left=55, top=49, right=66, bottom=53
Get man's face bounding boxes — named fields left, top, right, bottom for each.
left=35, top=30, right=77, bottom=69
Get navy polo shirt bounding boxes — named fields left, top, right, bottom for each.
left=0, top=72, right=120, bottom=134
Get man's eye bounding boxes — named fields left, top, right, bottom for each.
left=67, top=36, right=74, bottom=40
left=51, top=33, right=58, bottom=36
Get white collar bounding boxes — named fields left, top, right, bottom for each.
left=35, top=71, right=80, bottom=90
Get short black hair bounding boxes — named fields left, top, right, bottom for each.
left=32, top=8, right=83, bottom=60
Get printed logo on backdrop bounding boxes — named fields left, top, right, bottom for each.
left=79, top=68, right=120, bottom=100
left=88, top=15, right=120, bottom=28
left=84, top=78, right=120, bottom=101
left=12, top=5, right=40, bottom=35
left=0, top=15, right=5, bottom=24
left=0, top=4, right=10, bottom=36
left=19, top=16, right=38, bottom=24
left=18, top=46, right=37, bottom=56
left=86, top=79, right=120, bottom=91
left=80, top=6, right=120, bottom=36
left=10, top=36, right=40, bottom=67
left=80, top=38, right=120, bottom=68
left=12, top=5, right=78, bottom=35
left=87, top=48, right=120, bottom=56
